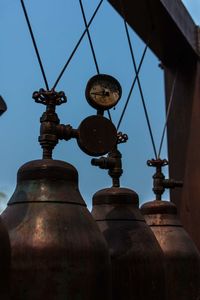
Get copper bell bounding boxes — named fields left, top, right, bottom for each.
left=0, top=96, right=11, bottom=299
left=1, top=90, right=111, bottom=299
left=0, top=217, right=10, bottom=299
left=91, top=149, right=165, bottom=300
left=140, top=158, right=200, bottom=300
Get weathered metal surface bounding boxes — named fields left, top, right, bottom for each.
left=0, top=94, right=11, bottom=299
left=108, top=0, right=199, bottom=65
left=92, top=187, right=165, bottom=300
left=77, top=115, right=117, bottom=156
left=141, top=200, right=200, bottom=300
left=109, top=0, right=200, bottom=254
left=165, top=60, right=200, bottom=250
left=147, top=158, right=182, bottom=201
left=91, top=149, right=123, bottom=187
left=2, top=159, right=111, bottom=300
left=0, top=218, right=10, bottom=300
left=33, top=89, right=117, bottom=158
left=85, top=74, right=122, bottom=110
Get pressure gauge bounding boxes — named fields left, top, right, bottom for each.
left=77, top=115, right=117, bottom=156
left=85, top=74, right=122, bottom=110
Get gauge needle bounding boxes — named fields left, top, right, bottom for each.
left=91, top=91, right=110, bottom=97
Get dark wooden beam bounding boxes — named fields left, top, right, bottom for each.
left=108, top=0, right=199, bottom=65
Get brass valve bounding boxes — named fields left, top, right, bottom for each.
left=147, top=158, right=183, bottom=200
left=91, top=149, right=123, bottom=187
left=33, top=88, right=119, bottom=159
left=33, top=89, right=77, bottom=159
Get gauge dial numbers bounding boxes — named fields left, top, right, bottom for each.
left=85, top=74, right=122, bottom=110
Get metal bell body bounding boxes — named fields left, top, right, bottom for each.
left=141, top=200, right=200, bottom=300
left=92, top=187, right=165, bottom=300
left=0, top=217, right=10, bottom=299
left=2, top=159, right=111, bottom=300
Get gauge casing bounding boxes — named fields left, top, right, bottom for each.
left=85, top=74, right=122, bottom=110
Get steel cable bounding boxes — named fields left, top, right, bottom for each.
left=21, top=0, right=103, bottom=91
left=20, top=0, right=49, bottom=90
left=78, top=0, right=112, bottom=121
left=79, top=0, right=100, bottom=75
left=158, top=69, right=178, bottom=158
left=119, top=0, right=178, bottom=159
left=117, top=43, right=148, bottom=130
left=123, top=19, right=158, bottom=158
left=53, top=0, right=104, bottom=89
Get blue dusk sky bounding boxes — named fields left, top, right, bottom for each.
left=0, top=0, right=199, bottom=211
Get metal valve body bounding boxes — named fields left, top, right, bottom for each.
left=2, top=159, right=111, bottom=300
left=141, top=199, right=200, bottom=300
left=92, top=186, right=165, bottom=300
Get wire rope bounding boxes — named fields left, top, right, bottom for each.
left=117, top=43, right=148, bottom=130
left=20, top=0, right=49, bottom=90
left=118, top=0, right=178, bottom=159
left=78, top=0, right=112, bottom=121
left=21, top=0, right=103, bottom=91
left=116, top=0, right=156, bottom=157
left=79, top=0, right=100, bottom=74
left=53, top=0, right=104, bottom=89
left=158, top=69, right=178, bottom=158
left=123, top=19, right=158, bottom=158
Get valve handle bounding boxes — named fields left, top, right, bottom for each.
left=147, top=158, right=183, bottom=200
left=117, top=132, right=128, bottom=144
left=33, top=89, right=67, bottom=106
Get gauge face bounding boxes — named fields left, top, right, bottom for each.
left=85, top=74, right=122, bottom=110
left=77, top=115, right=117, bottom=156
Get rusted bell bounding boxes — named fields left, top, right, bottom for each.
left=91, top=150, right=165, bottom=300
left=141, top=200, right=200, bottom=300
left=0, top=96, right=11, bottom=299
left=140, top=158, right=200, bottom=300
left=2, top=159, right=111, bottom=300
left=0, top=217, right=10, bottom=299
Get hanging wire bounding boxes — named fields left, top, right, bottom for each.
left=117, top=0, right=157, bottom=158
left=78, top=0, right=112, bottom=121
left=20, top=0, right=49, bottom=90
left=117, top=43, right=148, bottom=130
left=118, top=0, right=177, bottom=160
left=124, top=21, right=157, bottom=158
left=158, top=69, right=178, bottom=158
left=79, top=0, right=100, bottom=74
left=53, top=0, right=104, bottom=90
